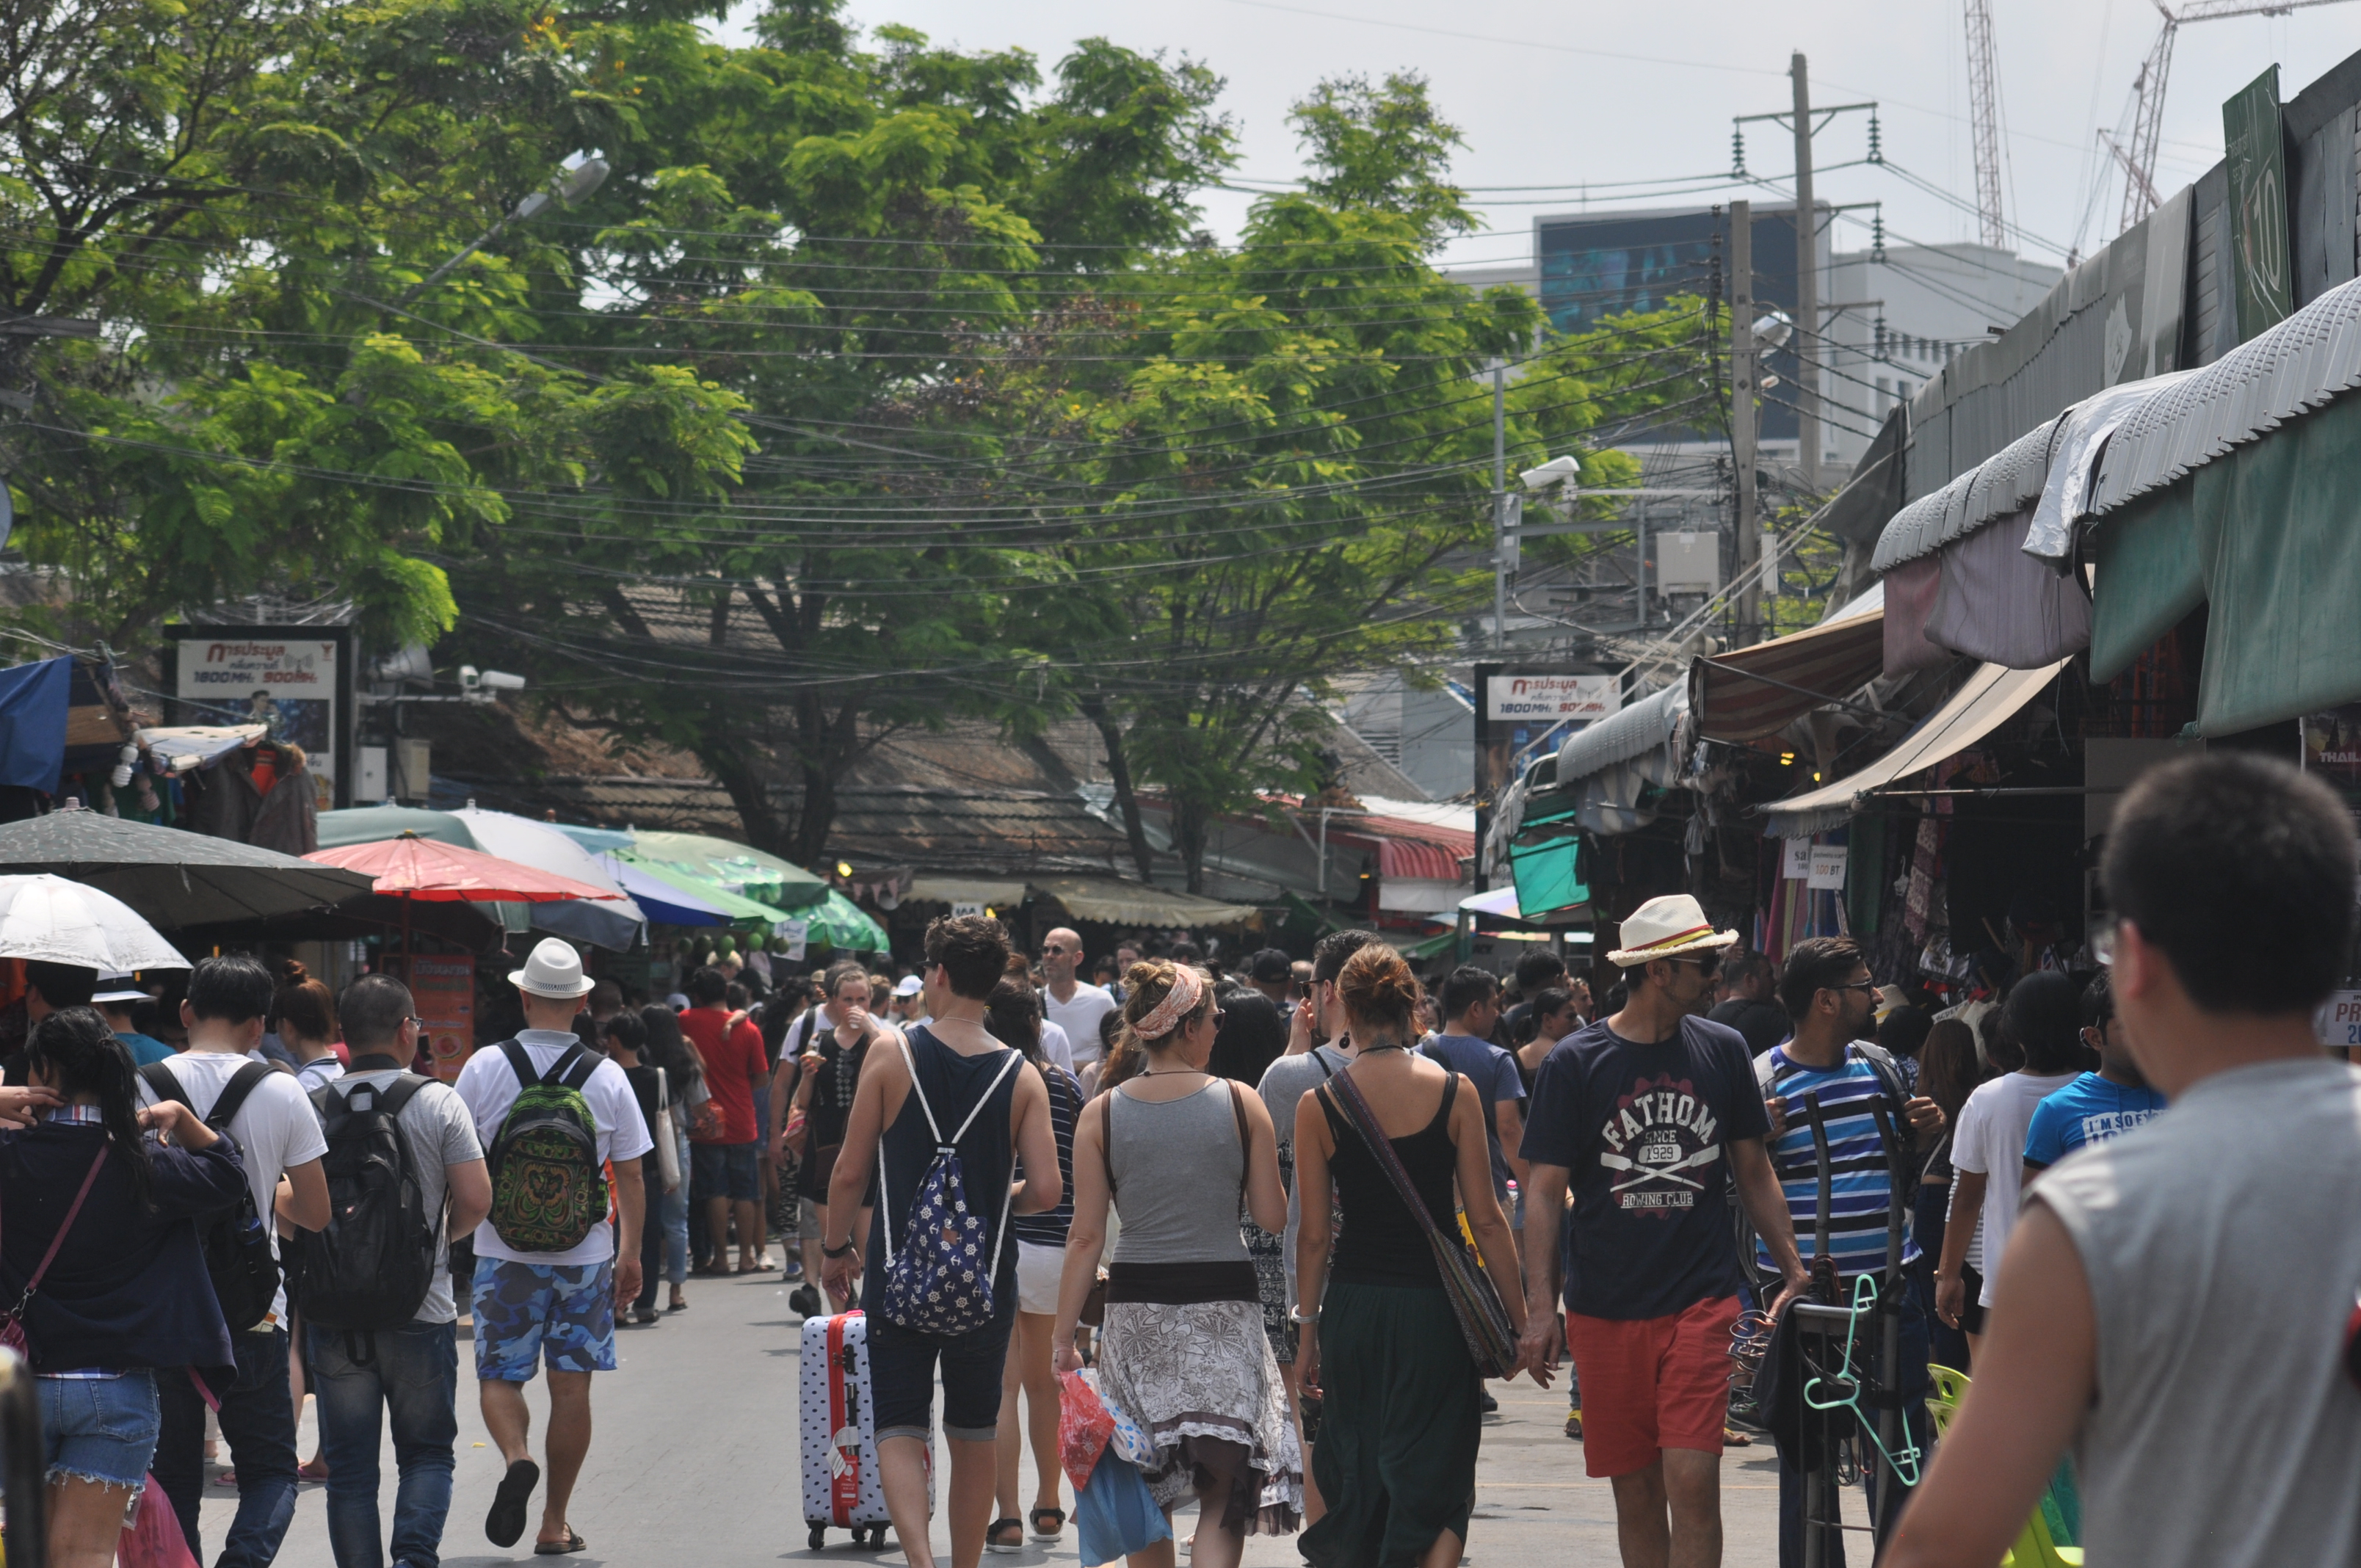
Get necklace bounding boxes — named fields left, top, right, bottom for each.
left=1141, top=1066, right=1205, bottom=1077
left=1356, top=1039, right=1409, bottom=1055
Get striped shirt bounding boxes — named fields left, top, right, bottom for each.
left=1009, top=1061, right=1081, bottom=1247
left=1757, top=1045, right=1921, bottom=1280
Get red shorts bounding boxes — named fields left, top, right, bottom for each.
left=1563, top=1294, right=1740, bottom=1478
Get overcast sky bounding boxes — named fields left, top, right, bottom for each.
left=733, top=0, right=2361, bottom=276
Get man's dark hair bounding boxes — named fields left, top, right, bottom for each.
left=1778, top=937, right=1865, bottom=1020
left=588, top=980, right=623, bottom=1014
left=187, top=955, right=274, bottom=1024
left=1513, top=948, right=1567, bottom=995
left=2081, top=968, right=2115, bottom=1030
left=687, top=966, right=728, bottom=1006
left=2103, top=752, right=2357, bottom=1015
left=1168, top=940, right=1204, bottom=964
left=340, top=974, right=416, bottom=1054
left=601, top=1009, right=646, bottom=1055
left=926, top=915, right=1010, bottom=1001
left=1438, top=965, right=1500, bottom=1023
left=1877, top=1005, right=1933, bottom=1060
left=1311, top=928, right=1384, bottom=986
left=2003, top=970, right=2085, bottom=1075
left=23, top=960, right=97, bottom=1010
left=1722, top=951, right=1771, bottom=987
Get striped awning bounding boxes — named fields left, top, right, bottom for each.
left=1689, top=585, right=1887, bottom=744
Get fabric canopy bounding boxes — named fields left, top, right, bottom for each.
left=1920, top=506, right=2091, bottom=669
left=1760, top=661, right=2070, bottom=838
left=1031, top=876, right=1258, bottom=929
left=0, top=807, right=375, bottom=927
left=801, top=888, right=888, bottom=954
left=318, top=807, right=479, bottom=851
left=0, top=658, right=69, bottom=796
left=1689, top=585, right=1886, bottom=744
left=612, top=851, right=797, bottom=929
left=136, top=725, right=267, bottom=776
left=2089, top=386, right=2361, bottom=733
left=627, top=830, right=826, bottom=910
left=454, top=806, right=645, bottom=951
left=305, top=836, right=622, bottom=903
left=546, top=822, right=636, bottom=854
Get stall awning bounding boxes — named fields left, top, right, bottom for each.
left=1031, top=876, right=1259, bottom=929
left=1759, top=660, right=2070, bottom=838
left=1690, top=585, right=1886, bottom=744
left=1556, top=680, right=1686, bottom=784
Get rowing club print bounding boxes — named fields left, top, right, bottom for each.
left=1597, top=1072, right=1722, bottom=1214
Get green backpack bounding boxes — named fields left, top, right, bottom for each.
left=486, top=1040, right=607, bottom=1254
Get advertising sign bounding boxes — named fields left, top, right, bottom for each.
left=2300, top=704, right=2361, bottom=812
left=1782, top=838, right=1814, bottom=880
left=1484, top=673, right=1621, bottom=723
left=407, top=956, right=476, bottom=1081
left=2223, top=65, right=2291, bottom=342
left=170, top=628, right=350, bottom=806
left=2315, top=990, right=2361, bottom=1051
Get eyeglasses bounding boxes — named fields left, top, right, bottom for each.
left=1827, top=981, right=1879, bottom=997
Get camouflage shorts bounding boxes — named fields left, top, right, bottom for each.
left=471, top=1256, right=615, bottom=1381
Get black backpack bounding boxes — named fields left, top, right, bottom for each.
left=139, top=1061, right=281, bottom=1333
left=289, top=1072, right=439, bottom=1341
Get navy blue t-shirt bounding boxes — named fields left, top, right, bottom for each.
left=1520, top=1013, right=1769, bottom=1321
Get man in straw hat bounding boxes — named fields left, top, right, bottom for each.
left=1517, top=894, right=1810, bottom=1568
left=454, top=938, right=653, bottom=1557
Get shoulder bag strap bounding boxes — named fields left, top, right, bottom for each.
left=1226, top=1080, right=1252, bottom=1204
left=1327, top=1066, right=1454, bottom=1256
left=497, top=1039, right=540, bottom=1090
left=876, top=1031, right=932, bottom=1263
left=14, top=1145, right=106, bottom=1310
left=969, top=1050, right=1026, bottom=1284
left=1099, top=1091, right=1118, bottom=1197
left=138, top=1061, right=194, bottom=1112
left=374, top=1073, right=432, bottom=1119
left=947, top=1049, right=1023, bottom=1144
left=206, top=1061, right=277, bottom=1132
left=558, top=1048, right=599, bottom=1091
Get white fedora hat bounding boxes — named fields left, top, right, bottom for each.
left=508, top=937, right=598, bottom=999
left=1607, top=894, right=1741, bottom=968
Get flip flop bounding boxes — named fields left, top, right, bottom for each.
left=485, top=1459, right=540, bottom=1548
left=534, top=1529, right=587, bottom=1555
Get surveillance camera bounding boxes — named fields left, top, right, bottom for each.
left=1520, top=454, right=1581, bottom=490
left=480, top=670, right=527, bottom=692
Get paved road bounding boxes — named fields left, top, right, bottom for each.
left=225, top=1270, right=1791, bottom=1567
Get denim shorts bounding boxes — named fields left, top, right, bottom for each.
left=38, top=1368, right=161, bottom=1492
left=692, top=1140, right=761, bottom=1202
left=471, top=1257, right=616, bottom=1381
left=867, top=1299, right=1016, bottom=1445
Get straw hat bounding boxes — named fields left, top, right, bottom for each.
left=1607, top=894, right=1741, bottom=968
left=508, top=937, right=598, bottom=1000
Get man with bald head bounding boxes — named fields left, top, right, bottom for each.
left=1039, top=926, right=1117, bottom=1070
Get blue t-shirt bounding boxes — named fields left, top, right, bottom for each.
left=114, top=1031, right=173, bottom=1066
left=1422, top=1031, right=1526, bottom=1201
left=1520, top=1014, right=1769, bottom=1321
left=1758, top=1044, right=1921, bottom=1280
left=2023, top=1072, right=2166, bottom=1169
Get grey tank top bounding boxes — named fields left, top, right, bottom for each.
left=1107, top=1079, right=1249, bottom=1266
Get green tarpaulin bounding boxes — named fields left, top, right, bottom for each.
left=1507, top=832, right=1588, bottom=920
left=2090, top=385, right=2361, bottom=733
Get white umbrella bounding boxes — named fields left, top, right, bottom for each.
left=452, top=805, right=648, bottom=952
left=0, top=874, right=190, bottom=971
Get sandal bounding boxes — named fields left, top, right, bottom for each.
left=986, top=1517, right=1026, bottom=1555
left=1029, top=1506, right=1066, bottom=1542
left=534, top=1528, right=587, bottom=1555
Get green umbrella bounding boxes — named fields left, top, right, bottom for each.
left=613, top=850, right=794, bottom=929
left=627, top=830, right=827, bottom=910
left=801, top=888, right=888, bottom=954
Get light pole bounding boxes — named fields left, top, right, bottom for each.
left=396, top=153, right=610, bottom=307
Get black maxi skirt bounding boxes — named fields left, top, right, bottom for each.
left=1299, top=1279, right=1481, bottom=1567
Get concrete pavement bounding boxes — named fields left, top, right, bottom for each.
left=228, top=1269, right=1792, bottom=1567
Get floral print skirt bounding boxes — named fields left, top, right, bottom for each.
left=1097, top=1297, right=1304, bottom=1535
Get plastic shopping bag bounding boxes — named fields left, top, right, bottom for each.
left=118, top=1476, right=199, bottom=1568
left=1075, top=1448, right=1172, bottom=1568
left=1056, top=1368, right=1117, bottom=1493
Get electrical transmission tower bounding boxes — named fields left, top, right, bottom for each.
left=1964, top=0, right=2009, bottom=248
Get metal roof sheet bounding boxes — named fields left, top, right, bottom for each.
left=1871, top=415, right=2061, bottom=573
left=1554, top=680, right=1686, bottom=785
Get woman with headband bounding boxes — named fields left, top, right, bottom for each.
left=1054, top=959, right=1301, bottom=1565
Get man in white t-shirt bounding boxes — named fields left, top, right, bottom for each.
left=1934, top=971, right=2084, bottom=1355
left=308, top=973, right=489, bottom=1568
left=143, top=956, right=332, bottom=1568
left=455, top=939, right=652, bottom=1557
left=1040, top=927, right=1116, bottom=1068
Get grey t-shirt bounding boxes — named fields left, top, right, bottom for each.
left=2036, top=1056, right=2361, bottom=1568
left=1258, top=1045, right=1349, bottom=1299
left=332, top=1070, right=486, bottom=1324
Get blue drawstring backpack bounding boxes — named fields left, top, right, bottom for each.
left=877, top=1036, right=1023, bottom=1336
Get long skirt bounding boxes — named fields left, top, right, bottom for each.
left=1299, top=1280, right=1481, bottom=1568
left=1096, top=1298, right=1303, bottom=1535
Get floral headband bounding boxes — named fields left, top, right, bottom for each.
left=1133, top=964, right=1205, bottom=1039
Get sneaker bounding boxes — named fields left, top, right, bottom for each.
left=788, top=1283, right=823, bottom=1319
left=1479, top=1390, right=1499, bottom=1415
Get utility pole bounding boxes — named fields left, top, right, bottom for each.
left=1492, top=357, right=1507, bottom=655
left=1730, top=200, right=1760, bottom=646
left=1791, top=52, right=1821, bottom=499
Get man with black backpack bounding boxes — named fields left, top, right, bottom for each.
left=293, top=973, right=489, bottom=1568
left=454, top=938, right=651, bottom=1558
left=1755, top=935, right=1945, bottom=1567
left=142, top=956, right=332, bottom=1568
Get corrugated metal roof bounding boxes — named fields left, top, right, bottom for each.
left=1871, top=415, right=2061, bottom=573
left=2089, top=271, right=2361, bottom=515
left=1554, top=680, right=1686, bottom=785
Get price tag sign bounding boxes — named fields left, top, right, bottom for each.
left=950, top=900, right=985, bottom=920
left=1782, top=839, right=1814, bottom=879
left=1807, top=846, right=1850, bottom=890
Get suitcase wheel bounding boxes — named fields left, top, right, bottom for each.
left=865, top=1523, right=888, bottom=1548
left=808, top=1523, right=826, bottom=1550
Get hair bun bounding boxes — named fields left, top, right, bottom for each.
left=1337, top=944, right=1421, bottom=1032
left=278, top=959, right=309, bottom=985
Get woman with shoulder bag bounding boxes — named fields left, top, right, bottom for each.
left=0, top=1007, right=250, bottom=1568
left=1054, top=960, right=1302, bottom=1568
left=1293, top=945, right=1534, bottom=1568
left=639, top=1005, right=699, bottom=1313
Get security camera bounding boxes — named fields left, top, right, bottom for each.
left=1519, top=454, right=1581, bottom=490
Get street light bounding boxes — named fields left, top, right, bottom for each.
left=397, top=153, right=610, bottom=306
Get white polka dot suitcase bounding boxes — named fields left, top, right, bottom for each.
left=798, top=1309, right=924, bottom=1551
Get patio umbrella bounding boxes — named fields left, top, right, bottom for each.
left=0, top=874, right=190, bottom=971
left=316, top=806, right=479, bottom=851
left=803, top=888, right=888, bottom=954
left=627, top=830, right=827, bottom=910
left=304, top=833, right=623, bottom=965
left=0, top=807, right=376, bottom=927
left=600, top=852, right=748, bottom=929
left=453, top=806, right=646, bottom=952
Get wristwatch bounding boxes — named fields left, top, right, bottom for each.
left=822, top=1238, right=857, bottom=1260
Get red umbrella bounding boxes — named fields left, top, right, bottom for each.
left=303, top=832, right=623, bottom=972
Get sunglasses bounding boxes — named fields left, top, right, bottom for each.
left=1664, top=953, right=1722, bottom=978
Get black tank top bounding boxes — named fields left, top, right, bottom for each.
left=860, top=1027, right=1023, bottom=1311
left=1321, top=1072, right=1459, bottom=1288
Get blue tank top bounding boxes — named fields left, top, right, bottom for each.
left=860, top=1026, right=1024, bottom=1312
